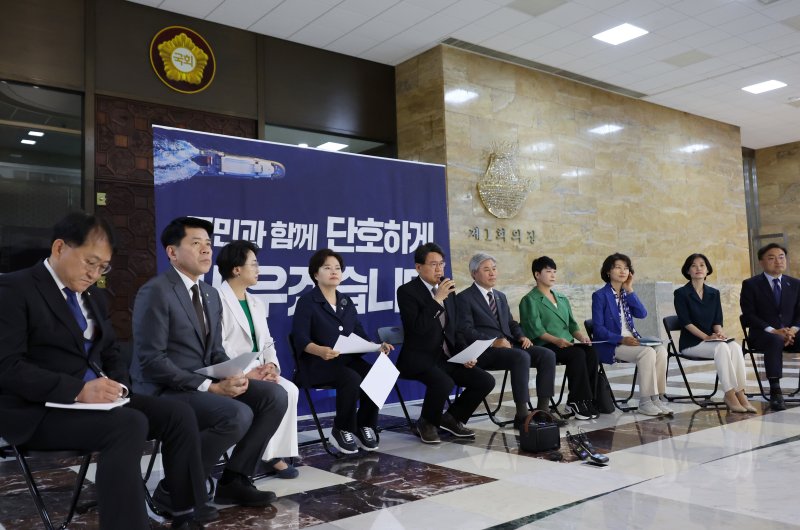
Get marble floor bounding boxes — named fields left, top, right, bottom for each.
left=2, top=353, right=799, bottom=530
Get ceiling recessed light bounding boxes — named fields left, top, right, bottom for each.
left=589, top=124, right=623, bottom=135
left=20, top=139, right=36, bottom=145
left=316, top=142, right=348, bottom=152
left=444, top=89, right=478, bottom=104
left=593, top=23, right=648, bottom=45
left=679, top=144, right=709, bottom=153
left=742, top=80, right=787, bottom=94
left=28, top=131, right=44, bottom=137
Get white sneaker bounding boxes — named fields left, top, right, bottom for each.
left=637, top=400, right=664, bottom=416
left=654, top=398, right=674, bottom=415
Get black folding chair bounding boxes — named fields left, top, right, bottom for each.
left=740, top=315, right=800, bottom=402
left=288, top=333, right=341, bottom=457
left=585, top=319, right=638, bottom=412
left=376, top=326, right=416, bottom=431
left=662, top=315, right=723, bottom=408
left=0, top=443, right=92, bottom=530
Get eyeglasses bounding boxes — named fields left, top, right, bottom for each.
left=244, top=261, right=260, bottom=268
left=425, top=261, right=446, bottom=269
left=612, top=266, right=630, bottom=272
left=81, top=257, right=112, bottom=275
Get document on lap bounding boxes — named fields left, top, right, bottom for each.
left=359, top=353, right=400, bottom=409
left=333, top=333, right=382, bottom=354
left=46, top=397, right=130, bottom=411
left=447, top=338, right=495, bottom=364
left=638, top=336, right=663, bottom=346
left=194, top=350, right=260, bottom=379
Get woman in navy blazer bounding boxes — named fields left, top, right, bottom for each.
left=291, top=248, right=392, bottom=455
left=673, top=253, right=755, bottom=413
left=591, top=253, right=672, bottom=416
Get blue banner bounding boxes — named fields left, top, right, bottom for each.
left=153, top=126, right=449, bottom=414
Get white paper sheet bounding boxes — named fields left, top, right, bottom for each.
left=333, top=333, right=382, bottom=354
left=359, top=353, right=400, bottom=409
left=45, top=397, right=130, bottom=411
left=194, top=350, right=260, bottom=379
left=446, top=338, right=495, bottom=364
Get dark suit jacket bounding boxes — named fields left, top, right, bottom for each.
left=396, top=276, right=459, bottom=376
left=591, top=283, right=647, bottom=364
left=291, top=286, right=369, bottom=386
left=456, top=283, right=525, bottom=344
left=740, top=273, right=800, bottom=333
left=0, top=262, right=127, bottom=445
left=673, top=282, right=724, bottom=351
left=131, top=266, right=228, bottom=395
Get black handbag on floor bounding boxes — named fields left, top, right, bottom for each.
left=519, top=410, right=560, bottom=453
left=595, top=371, right=616, bottom=414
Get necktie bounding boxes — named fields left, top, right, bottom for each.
left=487, top=291, right=498, bottom=320
left=63, top=287, right=88, bottom=333
left=63, top=288, right=96, bottom=381
left=431, top=286, right=450, bottom=357
left=191, top=284, right=208, bottom=345
left=773, top=278, right=782, bottom=307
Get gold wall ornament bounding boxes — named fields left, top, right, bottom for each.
left=150, top=26, right=216, bottom=94
left=477, top=143, right=531, bottom=219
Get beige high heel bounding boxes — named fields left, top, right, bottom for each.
left=736, top=390, right=757, bottom=413
left=724, top=391, right=747, bottom=413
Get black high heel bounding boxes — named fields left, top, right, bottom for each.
left=576, top=428, right=609, bottom=464
left=565, top=430, right=589, bottom=460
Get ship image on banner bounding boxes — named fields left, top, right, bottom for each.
left=153, top=134, right=286, bottom=186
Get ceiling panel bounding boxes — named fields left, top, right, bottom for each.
left=128, top=0, right=800, bottom=148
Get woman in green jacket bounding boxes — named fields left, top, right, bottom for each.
left=519, top=256, right=600, bottom=420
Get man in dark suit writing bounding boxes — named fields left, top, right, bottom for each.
left=0, top=212, right=213, bottom=529
left=396, top=242, right=494, bottom=444
left=132, top=217, right=288, bottom=506
left=457, top=253, right=558, bottom=429
left=740, top=243, right=800, bottom=411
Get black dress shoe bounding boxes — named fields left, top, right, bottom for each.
left=770, top=393, right=787, bottom=411
left=214, top=473, right=277, bottom=507
left=440, top=412, right=475, bottom=438
left=416, top=417, right=441, bottom=444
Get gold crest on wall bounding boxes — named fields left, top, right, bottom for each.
left=478, top=142, right=531, bottom=219
left=150, top=26, right=216, bottom=94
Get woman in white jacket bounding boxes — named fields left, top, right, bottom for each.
left=216, top=240, right=300, bottom=478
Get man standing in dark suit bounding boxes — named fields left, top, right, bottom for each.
left=740, top=243, right=800, bottom=411
left=132, top=217, right=288, bottom=506
left=396, top=242, right=494, bottom=444
left=457, top=253, right=557, bottom=428
left=0, top=212, right=213, bottom=530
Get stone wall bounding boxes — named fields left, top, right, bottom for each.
left=755, top=141, right=800, bottom=275
left=397, top=46, right=750, bottom=336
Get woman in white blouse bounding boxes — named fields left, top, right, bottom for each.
left=216, top=240, right=300, bottom=478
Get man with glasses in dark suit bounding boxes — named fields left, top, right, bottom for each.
left=0, top=212, right=213, bottom=529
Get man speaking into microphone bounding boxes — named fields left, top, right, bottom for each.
left=396, top=242, right=494, bottom=444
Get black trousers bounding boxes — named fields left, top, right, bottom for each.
left=25, top=394, right=207, bottom=529
left=163, top=380, right=288, bottom=478
left=478, top=347, right=531, bottom=404
left=748, top=329, right=800, bottom=379
left=405, top=356, right=495, bottom=425
left=544, top=343, right=599, bottom=402
left=305, top=354, right=378, bottom=433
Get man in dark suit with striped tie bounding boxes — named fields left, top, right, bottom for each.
left=396, top=243, right=494, bottom=444
left=0, top=212, right=213, bottom=529
left=741, top=243, right=800, bottom=411
left=457, top=253, right=557, bottom=429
